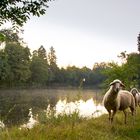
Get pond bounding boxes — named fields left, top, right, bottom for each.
left=47, top=98, right=107, bottom=118
left=0, top=88, right=106, bottom=127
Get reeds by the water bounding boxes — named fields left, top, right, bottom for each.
left=1, top=107, right=140, bottom=140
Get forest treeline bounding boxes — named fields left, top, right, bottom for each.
left=0, top=29, right=140, bottom=89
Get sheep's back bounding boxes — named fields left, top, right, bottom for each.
left=119, top=90, right=135, bottom=110
left=137, top=93, right=140, bottom=100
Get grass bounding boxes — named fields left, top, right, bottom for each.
left=1, top=108, right=140, bottom=140
left=0, top=88, right=139, bottom=140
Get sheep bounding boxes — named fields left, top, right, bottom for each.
left=103, top=79, right=135, bottom=124
left=130, top=88, right=140, bottom=107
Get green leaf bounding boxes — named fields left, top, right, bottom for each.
left=0, top=33, right=5, bottom=42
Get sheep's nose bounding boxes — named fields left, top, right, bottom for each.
left=116, top=88, right=119, bottom=92
left=114, top=86, right=119, bottom=92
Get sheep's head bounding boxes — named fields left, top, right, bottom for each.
left=131, top=88, right=139, bottom=97
left=110, top=79, right=125, bottom=93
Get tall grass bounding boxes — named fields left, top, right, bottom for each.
left=1, top=107, right=140, bottom=140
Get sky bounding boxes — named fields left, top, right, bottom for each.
left=22, top=0, right=140, bottom=68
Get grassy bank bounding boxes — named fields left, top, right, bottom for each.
left=1, top=108, right=140, bottom=140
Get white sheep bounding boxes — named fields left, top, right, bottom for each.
left=130, top=88, right=140, bottom=107
left=103, top=79, right=135, bottom=124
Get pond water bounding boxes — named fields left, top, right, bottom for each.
left=19, top=98, right=107, bottom=129
left=0, top=121, right=5, bottom=129
left=0, top=89, right=106, bottom=127
left=20, top=108, right=38, bottom=129
left=46, top=98, right=107, bottom=118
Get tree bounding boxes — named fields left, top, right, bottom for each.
left=102, top=62, right=126, bottom=88
left=38, top=45, right=48, bottom=61
left=0, top=50, right=10, bottom=87
left=48, top=46, right=58, bottom=83
left=30, top=47, right=49, bottom=86
left=32, top=50, right=38, bottom=57
left=92, top=62, right=108, bottom=88
left=65, top=66, right=80, bottom=86
left=117, top=51, right=128, bottom=63
left=5, top=43, right=31, bottom=87
left=80, top=66, right=92, bottom=86
left=103, top=52, right=140, bottom=89
left=0, top=29, right=22, bottom=43
left=30, top=55, right=49, bottom=86
left=0, top=28, right=31, bottom=87
left=125, top=53, right=140, bottom=88
left=0, top=0, right=52, bottom=27
left=48, top=46, right=57, bottom=66
left=137, top=33, right=140, bottom=53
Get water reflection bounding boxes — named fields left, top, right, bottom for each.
left=20, top=108, right=38, bottom=129
left=46, top=98, right=107, bottom=118
left=0, top=121, right=5, bottom=130
left=0, top=89, right=103, bottom=126
left=3, top=98, right=107, bottom=129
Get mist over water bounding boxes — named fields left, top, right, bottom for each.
left=0, top=89, right=106, bottom=128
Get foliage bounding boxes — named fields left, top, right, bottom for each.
left=0, top=51, right=10, bottom=86
left=0, top=29, right=22, bottom=43
left=48, top=46, right=59, bottom=83
left=138, top=33, right=140, bottom=53
left=38, top=45, right=48, bottom=61
left=103, top=53, right=140, bottom=89
left=48, top=46, right=57, bottom=66
left=124, top=53, right=140, bottom=88
left=103, top=62, right=125, bottom=87
left=0, top=28, right=31, bottom=87
left=0, top=32, right=110, bottom=88
left=92, top=62, right=108, bottom=88
left=30, top=45, right=49, bottom=86
left=5, top=43, right=31, bottom=87
left=30, top=55, right=49, bottom=86
left=0, top=0, right=52, bottom=27
left=0, top=28, right=140, bottom=89
left=0, top=33, right=5, bottom=43
left=65, top=66, right=82, bottom=86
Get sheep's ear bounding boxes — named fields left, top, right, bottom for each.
left=109, top=81, right=114, bottom=86
left=120, top=82, right=125, bottom=88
